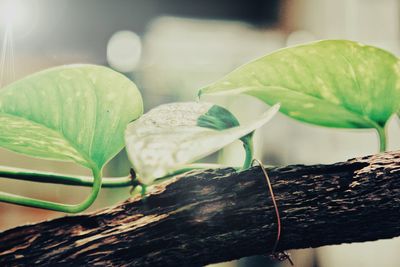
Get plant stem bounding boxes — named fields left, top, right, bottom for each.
left=0, top=166, right=132, bottom=188
left=376, top=126, right=387, bottom=152
left=0, top=168, right=102, bottom=213
left=241, top=135, right=254, bottom=170
left=0, top=164, right=229, bottom=188
left=0, top=163, right=230, bottom=212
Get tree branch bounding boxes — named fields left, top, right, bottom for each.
left=1, top=151, right=400, bottom=266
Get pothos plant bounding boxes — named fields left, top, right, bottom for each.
left=0, top=40, right=398, bottom=213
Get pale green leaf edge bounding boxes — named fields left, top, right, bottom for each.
left=199, top=40, right=400, bottom=132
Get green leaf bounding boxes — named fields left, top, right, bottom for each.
left=199, top=40, right=400, bottom=129
left=0, top=64, right=143, bottom=171
left=125, top=102, right=279, bottom=184
left=197, top=104, right=240, bottom=130
left=197, top=103, right=255, bottom=170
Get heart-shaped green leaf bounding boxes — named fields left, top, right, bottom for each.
left=125, top=102, right=279, bottom=184
left=199, top=40, right=400, bottom=130
left=0, top=64, right=143, bottom=171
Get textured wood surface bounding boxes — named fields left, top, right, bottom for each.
left=0, top=151, right=399, bottom=266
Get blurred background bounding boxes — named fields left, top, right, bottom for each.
left=0, top=0, right=399, bottom=266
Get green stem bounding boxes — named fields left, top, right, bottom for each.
left=0, top=163, right=229, bottom=188
left=376, top=126, right=387, bottom=152
left=0, top=166, right=132, bottom=188
left=0, top=162, right=235, bottom=212
left=0, top=168, right=102, bottom=213
left=241, top=135, right=254, bottom=170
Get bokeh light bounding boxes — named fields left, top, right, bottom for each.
left=107, top=30, right=142, bottom=73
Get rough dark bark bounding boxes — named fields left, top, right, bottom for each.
left=0, top=151, right=400, bottom=266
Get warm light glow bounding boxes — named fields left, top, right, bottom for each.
left=1, top=0, right=27, bottom=26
